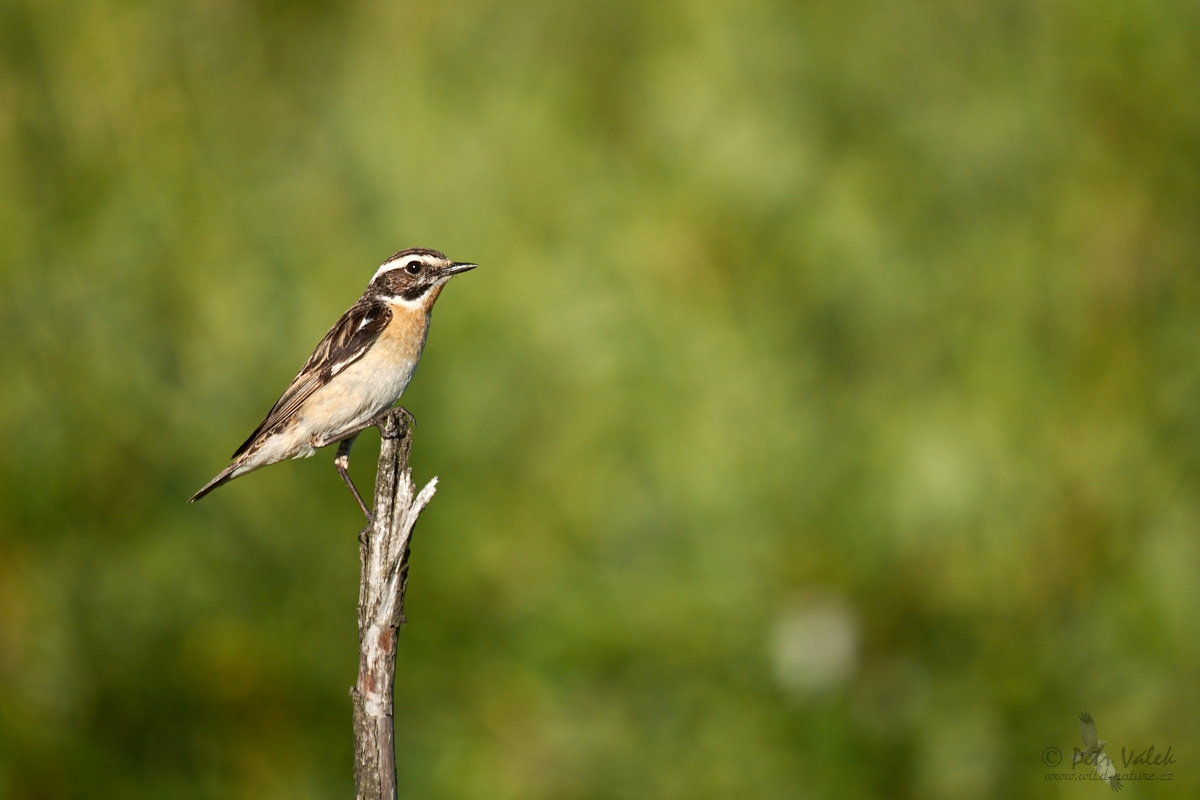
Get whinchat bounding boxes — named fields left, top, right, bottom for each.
left=189, top=248, right=476, bottom=517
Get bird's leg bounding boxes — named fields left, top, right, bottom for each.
left=313, top=406, right=412, bottom=451
left=322, top=407, right=415, bottom=523
left=335, top=435, right=373, bottom=521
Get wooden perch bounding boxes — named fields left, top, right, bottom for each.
left=351, top=408, right=438, bottom=800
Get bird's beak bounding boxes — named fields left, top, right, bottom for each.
left=443, top=262, right=478, bottom=276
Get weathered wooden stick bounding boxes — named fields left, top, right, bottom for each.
left=351, top=408, right=438, bottom=800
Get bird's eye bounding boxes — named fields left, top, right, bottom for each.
left=405, top=261, right=422, bottom=275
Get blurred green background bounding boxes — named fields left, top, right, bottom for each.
left=2, top=0, right=1199, bottom=797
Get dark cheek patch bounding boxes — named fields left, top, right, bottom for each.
left=386, top=273, right=407, bottom=294
left=400, top=283, right=431, bottom=302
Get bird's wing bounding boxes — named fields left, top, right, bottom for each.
left=1079, top=711, right=1100, bottom=749
left=231, top=299, right=392, bottom=458
left=1094, top=750, right=1122, bottom=792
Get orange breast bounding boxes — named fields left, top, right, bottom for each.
left=378, top=303, right=431, bottom=363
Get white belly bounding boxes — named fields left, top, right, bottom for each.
left=298, top=353, right=418, bottom=445
left=231, top=303, right=431, bottom=478
left=237, top=339, right=424, bottom=474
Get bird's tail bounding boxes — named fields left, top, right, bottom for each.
left=188, top=461, right=242, bottom=504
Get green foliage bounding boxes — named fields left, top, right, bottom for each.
left=2, top=1, right=1199, bottom=797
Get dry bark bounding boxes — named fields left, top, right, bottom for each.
left=351, top=408, right=438, bottom=800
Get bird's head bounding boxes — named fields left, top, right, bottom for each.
left=369, top=248, right=477, bottom=308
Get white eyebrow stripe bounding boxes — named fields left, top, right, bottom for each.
left=372, top=255, right=434, bottom=282
left=371, top=262, right=396, bottom=281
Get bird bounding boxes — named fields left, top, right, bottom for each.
left=1074, top=711, right=1122, bottom=792
left=189, top=248, right=476, bottom=517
